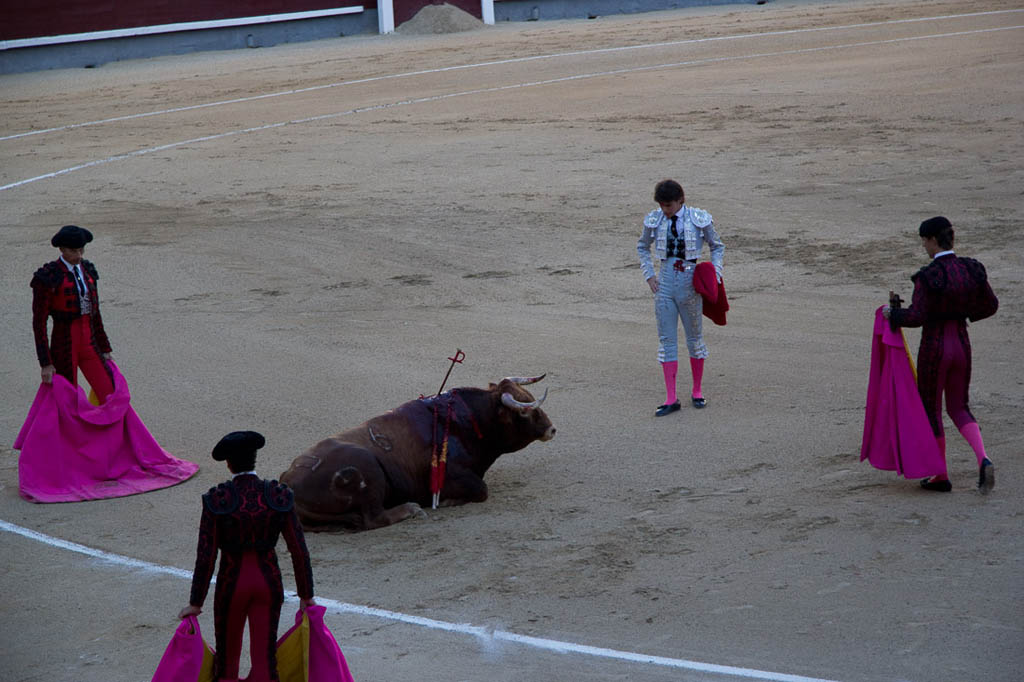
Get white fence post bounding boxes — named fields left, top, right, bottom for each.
left=378, top=0, right=395, bottom=33
left=481, top=0, right=495, bottom=25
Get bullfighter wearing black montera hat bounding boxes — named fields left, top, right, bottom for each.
left=181, top=431, right=317, bottom=682
left=30, top=225, right=115, bottom=401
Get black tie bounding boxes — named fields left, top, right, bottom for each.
left=669, top=215, right=678, bottom=238
left=72, top=266, right=86, bottom=296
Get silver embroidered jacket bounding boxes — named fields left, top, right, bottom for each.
left=636, top=205, right=725, bottom=282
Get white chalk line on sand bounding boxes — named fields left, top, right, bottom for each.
left=2, top=22, right=1021, bottom=194
left=0, top=519, right=837, bottom=682
left=0, top=7, right=1020, bottom=143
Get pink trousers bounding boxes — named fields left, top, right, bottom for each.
left=220, top=552, right=280, bottom=682
left=923, top=319, right=976, bottom=437
left=67, top=316, right=113, bottom=402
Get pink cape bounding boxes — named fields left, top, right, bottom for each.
left=860, top=307, right=945, bottom=479
left=13, top=361, right=199, bottom=503
left=277, top=605, right=356, bottom=682
left=150, top=616, right=214, bottom=682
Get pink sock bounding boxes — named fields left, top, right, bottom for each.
left=959, top=422, right=990, bottom=466
left=662, top=361, right=678, bottom=405
left=689, top=357, right=704, bottom=399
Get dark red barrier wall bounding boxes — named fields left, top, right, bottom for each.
left=392, top=0, right=481, bottom=27
left=0, top=1, right=375, bottom=41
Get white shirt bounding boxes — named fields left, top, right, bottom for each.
left=59, top=255, right=92, bottom=314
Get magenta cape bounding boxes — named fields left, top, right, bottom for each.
left=277, top=605, right=356, bottom=682
left=14, top=361, right=199, bottom=503
left=860, top=307, right=945, bottom=479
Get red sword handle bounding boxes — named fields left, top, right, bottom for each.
left=436, top=348, right=465, bottom=396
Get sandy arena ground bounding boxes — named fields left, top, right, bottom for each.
left=1, top=1, right=1022, bottom=680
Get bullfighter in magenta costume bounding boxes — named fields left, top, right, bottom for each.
left=31, top=225, right=114, bottom=402
left=181, top=431, right=316, bottom=682
left=637, top=179, right=725, bottom=416
left=885, top=216, right=999, bottom=494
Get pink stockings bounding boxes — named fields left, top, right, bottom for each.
left=925, top=323, right=990, bottom=481
left=661, top=358, right=705, bottom=404
left=690, top=358, right=704, bottom=399
left=959, top=422, right=990, bottom=467
left=929, top=424, right=989, bottom=482
left=662, top=361, right=678, bottom=405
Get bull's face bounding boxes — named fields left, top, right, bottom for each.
left=493, top=375, right=556, bottom=449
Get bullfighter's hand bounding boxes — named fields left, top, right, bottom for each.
left=41, top=365, right=55, bottom=383
left=647, top=277, right=658, bottom=294
left=300, top=597, right=317, bottom=610
left=178, top=604, right=202, bottom=619
left=882, top=305, right=891, bottom=320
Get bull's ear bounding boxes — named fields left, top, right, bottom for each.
left=488, top=382, right=498, bottom=389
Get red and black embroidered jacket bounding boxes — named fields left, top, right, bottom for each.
left=30, top=259, right=112, bottom=370
left=890, top=254, right=998, bottom=328
left=189, top=474, right=314, bottom=608
left=890, top=254, right=998, bottom=435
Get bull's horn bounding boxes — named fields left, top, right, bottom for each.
left=501, top=387, right=548, bottom=411
left=502, top=374, right=546, bottom=386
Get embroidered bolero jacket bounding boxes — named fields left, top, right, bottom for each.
left=188, top=474, right=314, bottom=608
left=890, top=254, right=998, bottom=328
left=30, top=259, right=111, bottom=368
left=637, top=205, right=725, bottom=282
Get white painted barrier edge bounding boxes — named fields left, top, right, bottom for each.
left=0, top=6, right=365, bottom=51
left=0, top=519, right=839, bottom=682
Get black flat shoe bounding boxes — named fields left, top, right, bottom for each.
left=920, top=477, right=952, bottom=492
left=655, top=401, right=681, bottom=417
left=978, top=458, right=994, bottom=495
left=691, top=397, right=707, bottom=409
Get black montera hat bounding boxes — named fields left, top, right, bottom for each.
left=212, top=431, right=266, bottom=461
left=51, top=225, right=94, bottom=249
left=919, top=216, right=952, bottom=238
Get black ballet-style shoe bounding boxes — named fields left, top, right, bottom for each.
left=978, top=458, right=994, bottom=495
left=920, top=477, right=952, bottom=492
left=691, top=396, right=707, bottom=409
left=655, top=401, right=681, bottom=417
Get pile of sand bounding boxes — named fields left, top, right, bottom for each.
left=396, top=3, right=485, bottom=34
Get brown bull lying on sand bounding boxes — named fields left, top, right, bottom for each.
left=281, top=375, right=556, bottom=532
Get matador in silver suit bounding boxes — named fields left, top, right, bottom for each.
left=637, top=180, right=725, bottom=416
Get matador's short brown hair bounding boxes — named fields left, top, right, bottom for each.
left=654, top=179, right=684, bottom=204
